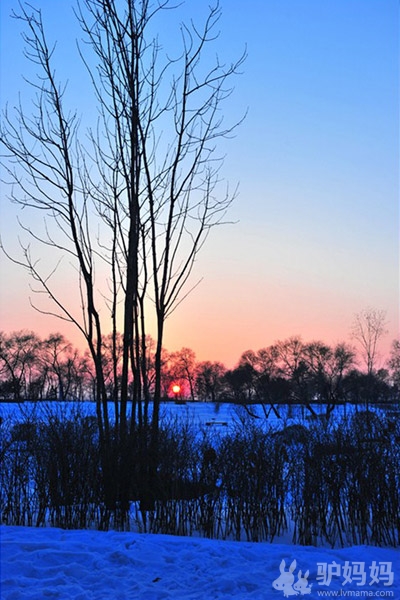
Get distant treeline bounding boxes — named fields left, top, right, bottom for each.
left=0, top=330, right=399, bottom=413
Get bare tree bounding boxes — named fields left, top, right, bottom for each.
left=0, top=330, right=41, bottom=400
left=41, top=333, right=81, bottom=401
left=195, top=360, right=226, bottom=402
left=167, top=347, right=197, bottom=401
left=351, top=308, right=388, bottom=375
left=388, top=339, right=400, bottom=390
left=0, top=0, right=244, bottom=515
left=303, top=341, right=355, bottom=417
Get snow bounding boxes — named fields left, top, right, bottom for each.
left=1, top=402, right=399, bottom=597
left=1, top=526, right=398, bottom=599
left=0, top=400, right=342, bottom=433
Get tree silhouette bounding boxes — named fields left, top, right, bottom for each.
left=0, top=0, right=244, bottom=515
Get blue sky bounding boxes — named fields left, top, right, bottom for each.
left=0, top=0, right=398, bottom=367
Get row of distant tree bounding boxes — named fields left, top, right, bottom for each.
left=1, top=329, right=399, bottom=411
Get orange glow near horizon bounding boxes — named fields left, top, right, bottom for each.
left=0, top=285, right=398, bottom=372
left=0, top=0, right=398, bottom=378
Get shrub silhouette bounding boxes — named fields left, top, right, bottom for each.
left=0, top=405, right=398, bottom=546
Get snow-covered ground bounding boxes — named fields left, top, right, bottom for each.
left=1, top=526, right=398, bottom=599
left=0, top=399, right=348, bottom=430
left=1, top=403, right=398, bottom=597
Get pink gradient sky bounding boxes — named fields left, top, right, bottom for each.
left=0, top=0, right=398, bottom=368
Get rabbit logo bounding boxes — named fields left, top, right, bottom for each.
left=272, top=560, right=313, bottom=597
left=294, top=570, right=312, bottom=595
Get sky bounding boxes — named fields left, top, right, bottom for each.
left=0, top=0, right=399, bottom=368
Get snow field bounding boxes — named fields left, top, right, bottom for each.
left=1, top=526, right=399, bottom=600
